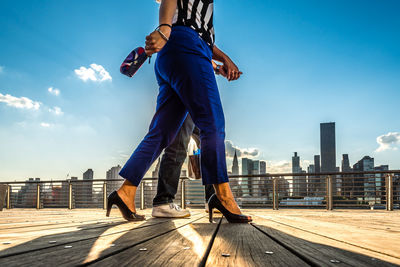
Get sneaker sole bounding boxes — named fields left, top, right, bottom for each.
left=152, top=213, right=191, bottom=218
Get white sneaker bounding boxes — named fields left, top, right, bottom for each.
left=152, top=203, right=191, bottom=218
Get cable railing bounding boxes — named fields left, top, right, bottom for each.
left=1, top=170, right=399, bottom=210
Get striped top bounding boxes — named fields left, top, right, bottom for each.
left=172, top=0, right=215, bottom=47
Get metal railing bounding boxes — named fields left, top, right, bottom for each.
left=1, top=170, right=399, bottom=210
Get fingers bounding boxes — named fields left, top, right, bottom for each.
left=227, top=70, right=240, bottom=81
left=144, top=31, right=167, bottom=55
left=226, top=70, right=242, bottom=81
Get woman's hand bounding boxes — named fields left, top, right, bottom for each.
left=222, top=57, right=242, bottom=81
left=145, top=27, right=171, bottom=56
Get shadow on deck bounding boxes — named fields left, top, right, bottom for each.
left=0, top=209, right=399, bottom=266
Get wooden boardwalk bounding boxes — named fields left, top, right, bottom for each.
left=0, top=209, right=399, bottom=266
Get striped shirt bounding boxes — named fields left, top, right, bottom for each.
left=172, top=0, right=215, bottom=47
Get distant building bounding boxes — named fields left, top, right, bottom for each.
left=232, top=150, right=239, bottom=175
left=250, top=160, right=260, bottom=196
left=106, top=165, right=123, bottom=194
left=75, top=169, right=94, bottom=208
left=320, top=122, right=336, bottom=173
left=242, top=158, right=251, bottom=196
left=230, top=151, right=240, bottom=194
left=260, top=161, right=266, bottom=174
left=314, top=155, right=321, bottom=173
left=353, top=156, right=374, bottom=199
left=374, top=165, right=389, bottom=203
left=307, top=164, right=315, bottom=174
left=16, top=178, right=41, bottom=208
left=308, top=155, right=322, bottom=195
left=341, top=154, right=354, bottom=198
left=307, top=164, right=315, bottom=196
left=241, top=158, right=261, bottom=197
left=292, top=152, right=301, bottom=173
left=394, top=174, right=400, bottom=204
left=292, top=152, right=306, bottom=196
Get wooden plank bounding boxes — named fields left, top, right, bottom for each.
left=0, top=210, right=202, bottom=258
left=205, top=219, right=306, bottom=267
left=0, top=209, right=128, bottom=226
left=252, top=211, right=400, bottom=262
left=0, top=209, right=154, bottom=233
left=0, top=214, right=205, bottom=266
left=252, top=214, right=399, bottom=266
left=94, top=216, right=221, bottom=266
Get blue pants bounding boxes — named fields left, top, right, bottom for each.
left=120, top=26, right=228, bottom=186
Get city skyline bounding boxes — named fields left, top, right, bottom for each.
left=1, top=1, right=399, bottom=181
left=2, top=120, right=399, bottom=182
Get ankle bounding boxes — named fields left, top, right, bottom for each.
left=117, top=183, right=137, bottom=198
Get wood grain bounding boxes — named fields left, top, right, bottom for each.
left=205, top=219, right=306, bottom=267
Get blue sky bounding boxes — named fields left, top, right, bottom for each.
left=0, top=0, right=399, bottom=181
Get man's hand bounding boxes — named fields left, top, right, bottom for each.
left=145, top=27, right=171, bottom=56
left=212, top=45, right=242, bottom=81
left=221, top=57, right=242, bottom=81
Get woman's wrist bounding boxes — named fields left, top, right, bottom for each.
left=158, top=25, right=172, bottom=38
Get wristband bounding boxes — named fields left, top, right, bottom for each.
left=158, top=23, right=172, bottom=29
left=156, top=28, right=169, bottom=42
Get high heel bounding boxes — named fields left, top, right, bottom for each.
left=208, top=194, right=252, bottom=223
left=106, top=191, right=145, bottom=221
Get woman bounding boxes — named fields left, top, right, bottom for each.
left=107, top=0, right=251, bottom=223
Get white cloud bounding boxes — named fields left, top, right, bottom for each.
left=74, top=63, right=112, bottom=82
left=48, top=87, right=60, bottom=96
left=0, top=66, right=4, bottom=73
left=267, top=160, right=291, bottom=173
left=40, top=122, right=51, bottom=128
left=225, top=140, right=259, bottom=158
left=376, top=132, right=400, bottom=152
left=49, top=106, right=63, bottom=116
left=0, top=93, right=41, bottom=110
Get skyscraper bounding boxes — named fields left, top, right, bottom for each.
left=292, top=152, right=306, bottom=196
left=259, top=161, right=268, bottom=197
left=292, top=152, right=301, bottom=173
left=260, top=161, right=266, bottom=174
left=250, top=160, right=260, bottom=196
left=314, top=155, right=321, bottom=173
left=232, top=150, right=239, bottom=175
left=242, top=158, right=260, bottom=196
left=79, top=169, right=94, bottom=207
left=341, top=154, right=353, bottom=198
left=341, top=154, right=351, bottom=172
left=106, top=165, right=123, bottom=194
left=241, top=158, right=251, bottom=197
left=83, top=169, right=94, bottom=180
left=320, top=122, right=336, bottom=173
left=308, top=155, right=322, bottom=195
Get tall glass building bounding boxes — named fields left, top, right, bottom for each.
left=320, top=122, right=336, bottom=173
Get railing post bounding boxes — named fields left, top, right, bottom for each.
left=140, top=183, right=145, bottom=210
left=326, top=176, right=333, bottom=210
left=6, top=185, right=11, bottom=209
left=273, top=178, right=279, bottom=210
left=386, top=174, right=393, bottom=211
left=180, top=179, right=186, bottom=209
left=68, top=182, right=73, bottom=210
left=36, top=183, right=41, bottom=209
left=103, top=181, right=107, bottom=210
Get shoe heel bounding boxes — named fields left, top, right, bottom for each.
left=209, top=208, right=214, bottom=223
left=106, top=199, right=113, bottom=217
